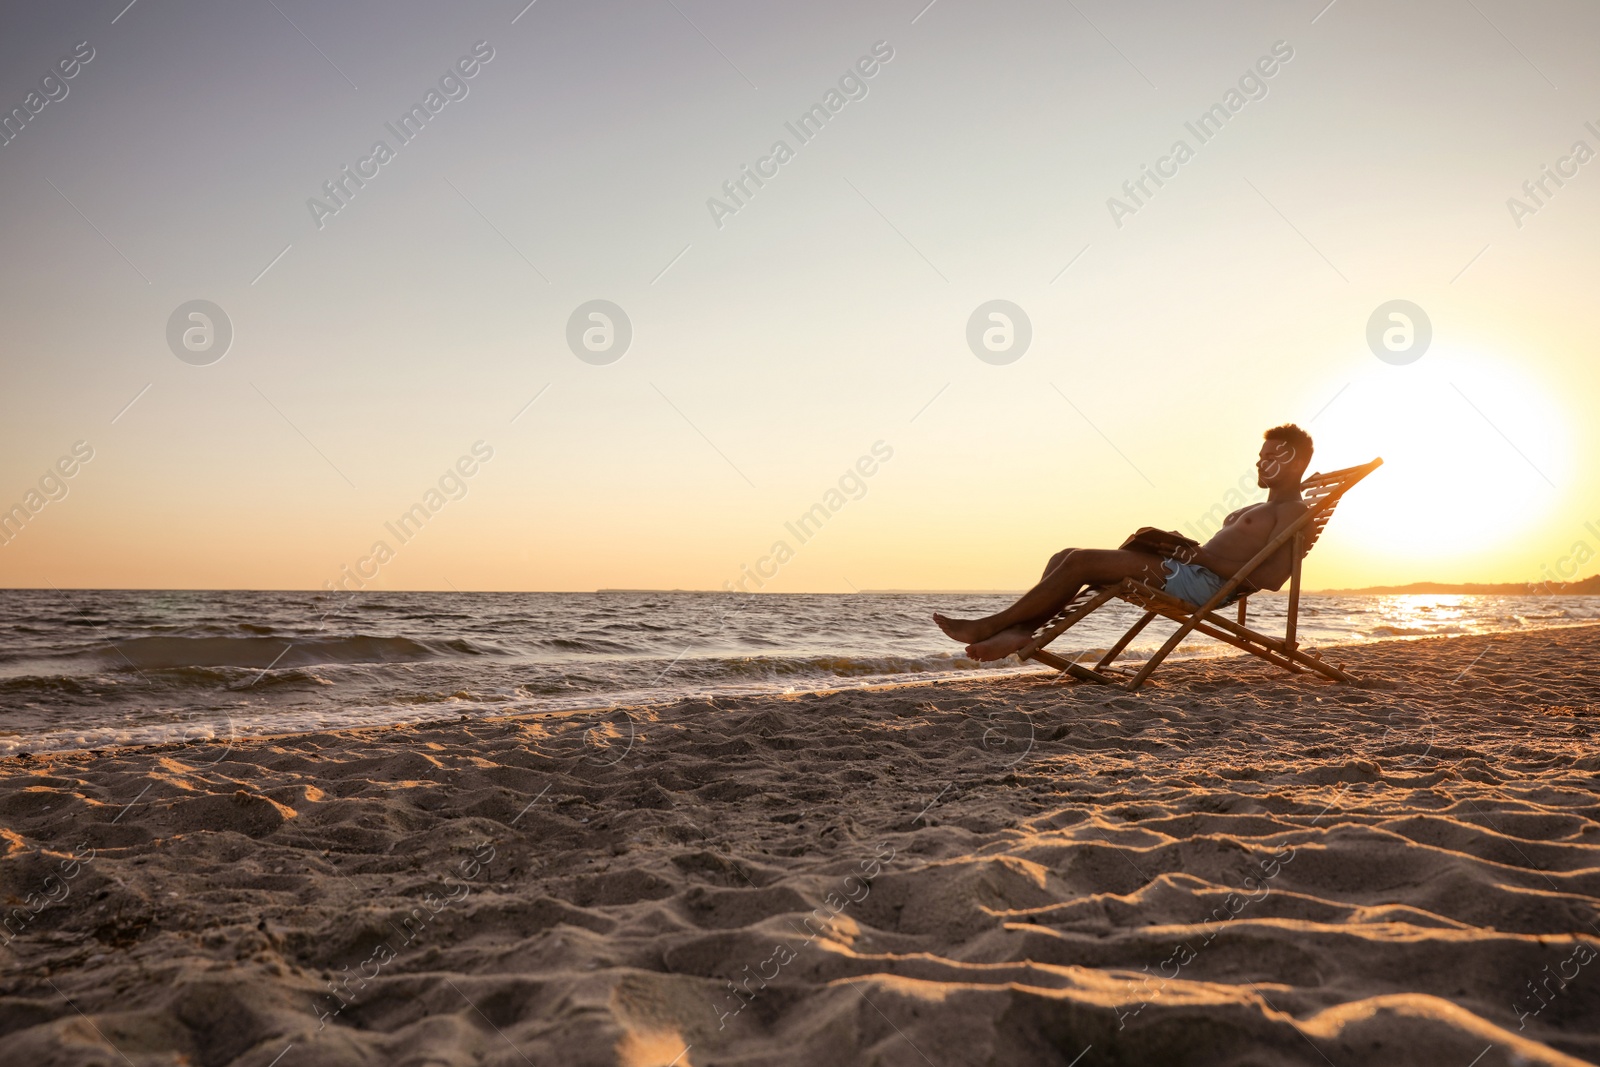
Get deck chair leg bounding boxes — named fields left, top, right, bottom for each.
left=1140, top=603, right=1355, bottom=685
left=1098, top=611, right=1156, bottom=670
left=1285, top=534, right=1303, bottom=649
left=1124, top=614, right=1208, bottom=691
left=1030, top=648, right=1113, bottom=685
left=1282, top=647, right=1356, bottom=684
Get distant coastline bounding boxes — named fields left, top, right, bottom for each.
left=1314, top=575, right=1600, bottom=596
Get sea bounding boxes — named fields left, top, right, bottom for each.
left=2, top=589, right=1595, bottom=756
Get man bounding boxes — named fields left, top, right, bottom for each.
left=934, top=424, right=1314, bottom=661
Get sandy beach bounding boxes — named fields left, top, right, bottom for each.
left=3, top=626, right=1598, bottom=1067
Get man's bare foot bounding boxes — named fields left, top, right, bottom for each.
left=933, top=612, right=991, bottom=644
left=964, top=625, right=1035, bottom=662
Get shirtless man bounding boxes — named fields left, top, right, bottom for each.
left=934, top=424, right=1314, bottom=661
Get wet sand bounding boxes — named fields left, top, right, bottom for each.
left=2, top=626, right=1598, bottom=1066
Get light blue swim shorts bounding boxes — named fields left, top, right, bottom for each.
left=1161, top=558, right=1229, bottom=608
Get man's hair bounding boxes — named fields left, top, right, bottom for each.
left=1260, top=428, right=1312, bottom=476
left=1263, top=423, right=1313, bottom=463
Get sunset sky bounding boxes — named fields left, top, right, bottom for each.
left=2, top=0, right=1596, bottom=592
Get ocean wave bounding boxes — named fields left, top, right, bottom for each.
left=0, top=663, right=336, bottom=701
left=198, top=665, right=336, bottom=690
left=0, top=673, right=119, bottom=699
left=90, top=634, right=504, bottom=671
left=1364, top=625, right=1471, bottom=638
left=667, top=651, right=980, bottom=681
left=539, top=636, right=649, bottom=655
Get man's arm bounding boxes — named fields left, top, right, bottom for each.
left=1256, top=500, right=1311, bottom=586
left=1188, top=543, right=1245, bottom=578
left=1165, top=509, right=1245, bottom=572
left=1261, top=499, right=1310, bottom=554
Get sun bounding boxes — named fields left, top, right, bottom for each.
left=1310, top=347, right=1571, bottom=571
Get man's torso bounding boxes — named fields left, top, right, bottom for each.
left=1199, top=498, right=1305, bottom=590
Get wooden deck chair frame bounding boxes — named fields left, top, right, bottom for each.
left=1018, top=458, right=1383, bottom=691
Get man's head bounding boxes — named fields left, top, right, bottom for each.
left=1258, top=423, right=1313, bottom=488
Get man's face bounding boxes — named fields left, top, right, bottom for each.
left=1257, top=440, right=1299, bottom=488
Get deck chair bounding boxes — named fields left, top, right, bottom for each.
left=1017, top=458, right=1382, bottom=691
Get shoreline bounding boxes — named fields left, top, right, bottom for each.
left=6, top=622, right=1598, bottom=764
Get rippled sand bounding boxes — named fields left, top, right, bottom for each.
left=3, top=626, right=1598, bottom=1066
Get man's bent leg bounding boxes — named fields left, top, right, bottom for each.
left=1021, top=548, right=1081, bottom=629
left=936, top=548, right=1078, bottom=645
left=1041, top=548, right=1075, bottom=581
left=936, top=549, right=1166, bottom=647
left=954, top=550, right=1083, bottom=660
